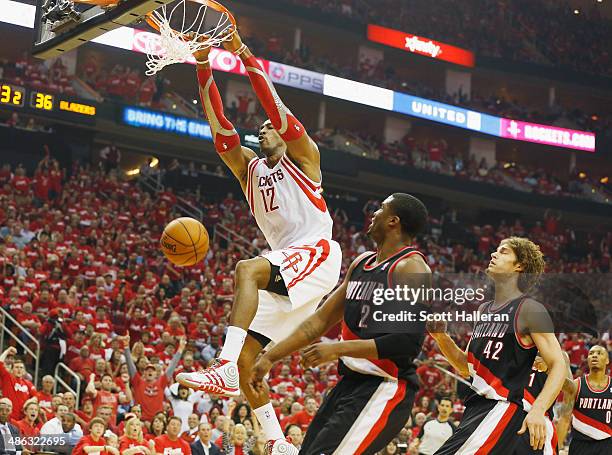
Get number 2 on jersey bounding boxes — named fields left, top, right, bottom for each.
left=260, top=187, right=279, bottom=212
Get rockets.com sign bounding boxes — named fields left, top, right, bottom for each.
left=500, top=119, right=596, bottom=152
left=367, top=25, right=475, bottom=67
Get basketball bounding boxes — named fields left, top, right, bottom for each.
left=160, top=217, right=209, bottom=266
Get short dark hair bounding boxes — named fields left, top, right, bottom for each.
left=388, top=193, right=428, bottom=237
left=284, top=424, right=301, bottom=436
left=439, top=397, right=453, bottom=406
left=168, top=416, right=182, bottom=426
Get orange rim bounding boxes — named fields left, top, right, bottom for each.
left=73, top=0, right=122, bottom=5
left=145, top=0, right=236, bottom=37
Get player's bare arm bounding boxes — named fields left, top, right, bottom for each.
left=250, top=253, right=370, bottom=385
left=193, top=41, right=256, bottom=191
left=516, top=298, right=566, bottom=450
left=222, top=31, right=321, bottom=182
left=427, top=311, right=471, bottom=379
left=556, top=377, right=580, bottom=446
left=303, top=254, right=432, bottom=368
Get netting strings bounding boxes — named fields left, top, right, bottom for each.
left=145, top=1, right=234, bottom=75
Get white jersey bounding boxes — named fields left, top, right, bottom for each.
left=245, top=154, right=333, bottom=250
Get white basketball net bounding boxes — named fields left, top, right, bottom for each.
left=145, top=1, right=234, bottom=75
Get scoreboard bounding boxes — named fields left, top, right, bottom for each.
left=0, top=83, right=96, bottom=117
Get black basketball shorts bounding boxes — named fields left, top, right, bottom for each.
left=434, top=395, right=526, bottom=455
left=300, top=373, right=415, bottom=455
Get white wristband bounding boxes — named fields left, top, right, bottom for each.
left=196, top=59, right=210, bottom=66
left=233, top=44, right=247, bottom=56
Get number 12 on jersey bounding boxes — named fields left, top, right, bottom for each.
left=260, top=187, right=279, bottom=212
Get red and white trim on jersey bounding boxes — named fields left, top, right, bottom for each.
left=513, top=297, right=535, bottom=349
left=279, top=155, right=327, bottom=212
left=285, top=239, right=330, bottom=290
left=362, top=245, right=417, bottom=271
left=467, top=351, right=510, bottom=401
left=340, top=325, right=399, bottom=381
left=246, top=157, right=259, bottom=215
left=455, top=401, right=519, bottom=454
left=572, top=409, right=612, bottom=440
left=332, top=379, right=405, bottom=455
left=586, top=374, right=611, bottom=394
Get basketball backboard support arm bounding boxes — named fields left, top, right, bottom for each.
left=32, top=0, right=175, bottom=59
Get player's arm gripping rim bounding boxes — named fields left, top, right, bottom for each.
left=193, top=36, right=256, bottom=191
left=249, top=253, right=371, bottom=389
left=516, top=298, right=566, bottom=451
left=222, top=30, right=321, bottom=183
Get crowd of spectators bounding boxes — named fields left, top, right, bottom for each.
left=312, top=128, right=611, bottom=203
left=0, top=148, right=609, bottom=454
left=277, top=0, right=612, bottom=78
left=0, top=53, right=75, bottom=97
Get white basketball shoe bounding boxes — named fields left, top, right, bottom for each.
left=176, top=359, right=240, bottom=397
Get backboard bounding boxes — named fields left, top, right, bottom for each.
left=32, top=0, right=175, bottom=59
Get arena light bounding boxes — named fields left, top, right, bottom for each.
left=149, top=157, right=159, bottom=167
left=323, top=75, right=394, bottom=111
left=600, top=176, right=608, bottom=184
left=126, top=168, right=140, bottom=176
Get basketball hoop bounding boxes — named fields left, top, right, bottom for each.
left=73, top=0, right=236, bottom=75
left=143, top=0, right=236, bottom=75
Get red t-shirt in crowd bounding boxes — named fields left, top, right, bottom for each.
left=131, top=372, right=169, bottom=422
left=0, top=362, right=36, bottom=419
left=13, top=418, right=41, bottom=437
left=119, top=435, right=149, bottom=454
left=92, top=389, right=119, bottom=422
left=154, top=434, right=192, bottom=455
left=72, top=435, right=113, bottom=455
left=285, top=410, right=314, bottom=432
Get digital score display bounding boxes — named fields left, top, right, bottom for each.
left=0, top=82, right=96, bottom=118
left=30, top=91, right=54, bottom=111
left=0, top=84, right=25, bottom=107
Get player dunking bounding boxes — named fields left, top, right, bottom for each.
left=175, top=30, right=342, bottom=454
left=250, top=194, right=431, bottom=454
left=558, top=345, right=611, bottom=454
left=428, top=238, right=566, bottom=454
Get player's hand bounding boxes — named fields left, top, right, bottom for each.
left=251, top=356, right=273, bottom=387
left=248, top=375, right=270, bottom=402
left=221, top=27, right=244, bottom=54
left=517, top=408, right=547, bottom=450
left=302, top=343, right=340, bottom=368
left=191, top=34, right=213, bottom=63
left=533, top=355, right=547, bottom=372
left=3, top=347, right=17, bottom=356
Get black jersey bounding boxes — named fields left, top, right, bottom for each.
left=466, top=296, right=538, bottom=405
left=339, top=246, right=426, bottom=382
left=572, top=375, right=612, bottom=441
left=523, top=367, right=554, bottom=418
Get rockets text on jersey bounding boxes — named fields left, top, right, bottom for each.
left=467, top=296, right=538, bottom=405
left=340, top=246, right=427, bottom=383
left=572, top=375, right=612, bottom=441
left=245, top=155, right=333, bottom=250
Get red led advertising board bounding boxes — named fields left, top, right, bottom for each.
left=367, top=24, right=475, bottom=67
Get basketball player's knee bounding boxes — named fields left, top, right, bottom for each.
left=235, top=258, right=270, bottom=288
